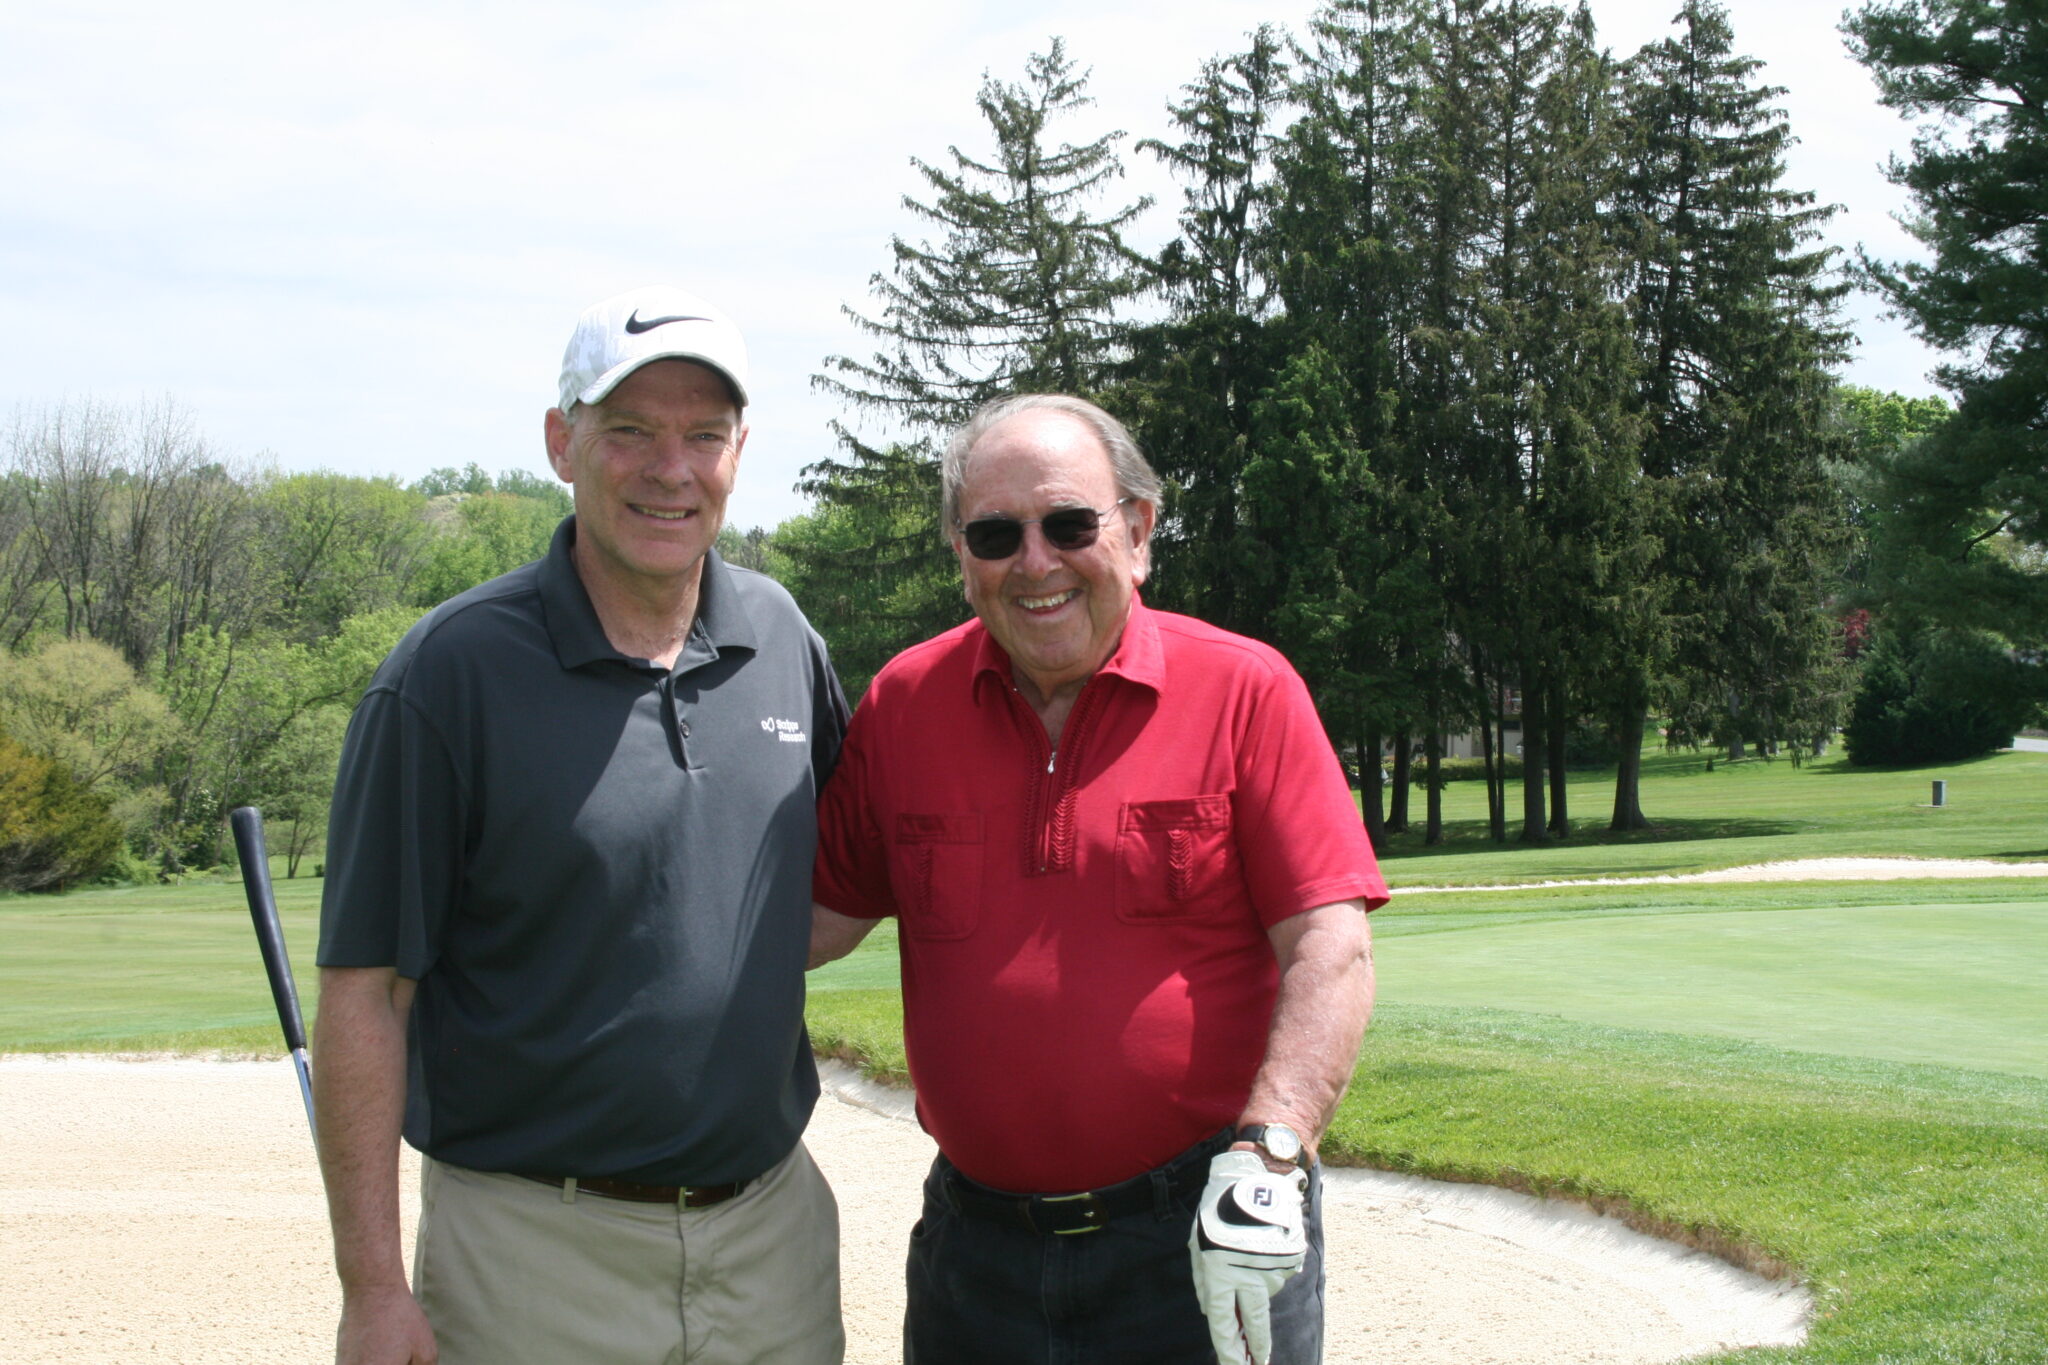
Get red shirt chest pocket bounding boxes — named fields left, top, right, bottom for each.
left=1114, top=795, right=1243, bottom=923
left=890, top=812, right=984, bottom=941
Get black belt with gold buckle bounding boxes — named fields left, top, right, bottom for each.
left=941, top=1138, right=1222, bottom=1236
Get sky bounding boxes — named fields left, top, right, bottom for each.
left=2, top=0, right=1941, bottom=532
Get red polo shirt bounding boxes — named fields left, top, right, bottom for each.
left=813, top=600, right=1387, bottom=1192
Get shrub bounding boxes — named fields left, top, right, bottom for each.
left=1409, top=755, right=1523, bottom=785
left=1843, top=626, right=2043, bottom=766
left=0, top=731, right=124, bottom=892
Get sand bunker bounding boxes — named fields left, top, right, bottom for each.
left=1, top=1055, right=1806, bottom=1364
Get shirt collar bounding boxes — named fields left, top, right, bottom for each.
left=968, top=593, right=1165, bottom=702
left=539, top=516, right=758, bottom=673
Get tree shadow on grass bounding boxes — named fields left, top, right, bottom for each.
left=1375, top=816, right=1799, bottom=863
left=1803, top=751, right=2016, bottom=776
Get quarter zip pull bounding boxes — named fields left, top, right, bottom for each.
left=1047, top=747, right=1057, bottom=775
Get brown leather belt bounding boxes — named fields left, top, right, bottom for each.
left=517, top=1173, right=747, bottom=1207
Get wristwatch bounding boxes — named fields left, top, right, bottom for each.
left=1235, top=1122, right=1304, bottom=1166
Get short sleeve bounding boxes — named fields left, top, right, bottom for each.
left=1230, top=663, right=1389, bottom=923
left=317, top=686, right=470, bottom=978
left=808, top=631, right=852, bottom=795
left=811, top=699, right=895, bottom=921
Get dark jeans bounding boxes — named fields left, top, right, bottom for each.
left=904, top=1135, right=1325, bottom=1365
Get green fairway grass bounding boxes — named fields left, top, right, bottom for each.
left=1376, top=882, right=2048, bottom=1078
left=1375, top=746, right=2048, bottom=885
left=0, top=873, right=323, bottom=1052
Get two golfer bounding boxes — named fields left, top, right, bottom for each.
left=315, top=290, right=1384, bottom=1365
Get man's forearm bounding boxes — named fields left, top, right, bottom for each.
left=808, top=902, right=879, bottom=969
left=1237, top=902, right=1374, bottom=1156
left=311, top=967, right=417, bottom=1294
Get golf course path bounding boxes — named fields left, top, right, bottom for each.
left=0, top=1054, right=1806, bottom=1364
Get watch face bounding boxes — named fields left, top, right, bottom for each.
left=1250, top=1123, right=1302, bottom=1163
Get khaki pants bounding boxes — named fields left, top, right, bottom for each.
left=414, top=1144, right=844, bottom=1365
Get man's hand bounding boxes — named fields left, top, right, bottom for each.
left=337, top=1283, right=437, bottom=1364
left=1188, top=1151, right=1308, bottom=1365
left=313, top=969, right=425, bottom=1364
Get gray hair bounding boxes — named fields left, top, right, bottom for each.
left=940, top=394, right=1163, bottom=530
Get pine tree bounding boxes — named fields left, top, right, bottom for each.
left=1845, top=0, right=2048, bottom=653
left=1610, top=0, right=1849, bottom=820
left=1509, top=3, right=1646, bottom=839
left=1123, top=27, right=1291, bottom=636
left=1269, top=0, right=1452, bottom=840
left=1246, top=344, right=1362, bottom=712
left=819, top=38, right=1149, bottom=430
left=1411, top=0, right=1640, bottom=843
left=795, top=39, right=1151, bottom=671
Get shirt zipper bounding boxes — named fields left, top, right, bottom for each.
left=1023, top=679, right=1106, bottom=875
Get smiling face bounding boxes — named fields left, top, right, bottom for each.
left=544, top=358, right=746, bottom=607
left=952, top=409, right=1155, bottom=703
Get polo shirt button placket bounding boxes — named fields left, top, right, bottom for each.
left=655, top=673, right=692, bottom=768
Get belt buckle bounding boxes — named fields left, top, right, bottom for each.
left=1039, top=1190, right=1106, bottom=1236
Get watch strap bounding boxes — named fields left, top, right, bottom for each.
left=1235, top=1122, right=1303, bottom=1164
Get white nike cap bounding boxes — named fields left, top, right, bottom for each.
left=556, top=285, right=750, bottom=412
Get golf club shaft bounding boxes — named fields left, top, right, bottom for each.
left=228, top=805, right=318, bottom=1147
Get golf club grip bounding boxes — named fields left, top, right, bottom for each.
left=229, top=806, right=309, bottom=1054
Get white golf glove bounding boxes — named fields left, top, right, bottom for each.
left=1188, top=1150, right=1308, bottom=1365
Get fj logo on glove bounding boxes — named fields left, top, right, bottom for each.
left=1191, top=1151, right=1310, bottom=1364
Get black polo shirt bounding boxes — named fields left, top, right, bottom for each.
left=319, top=518, right=848, bottom=1184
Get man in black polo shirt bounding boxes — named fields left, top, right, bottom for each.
left=313, top=286, right=849, bottom=1365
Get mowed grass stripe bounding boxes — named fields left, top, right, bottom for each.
left=0, top=878, right=322, bottom=1050
left=1378, top=897, right=2048, bottom=1078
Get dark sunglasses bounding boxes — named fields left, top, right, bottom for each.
left=958, top=499, right=1131, bottom=561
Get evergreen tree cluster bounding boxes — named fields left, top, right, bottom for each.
left=789, top=0, right=1862, bottom=842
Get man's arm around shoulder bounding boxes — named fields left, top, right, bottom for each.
left=808, top=903, right=878, bottom=970
left=312, top=966, right=437, bottom=1365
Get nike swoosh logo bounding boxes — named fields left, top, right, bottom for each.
left=624, top=310, right=711, bottom=334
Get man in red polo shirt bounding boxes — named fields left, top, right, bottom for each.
left=811, top=394, right=1387, bottom=1365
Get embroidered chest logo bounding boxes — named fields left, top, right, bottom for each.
left=761, top=717, right=807, bottom=743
